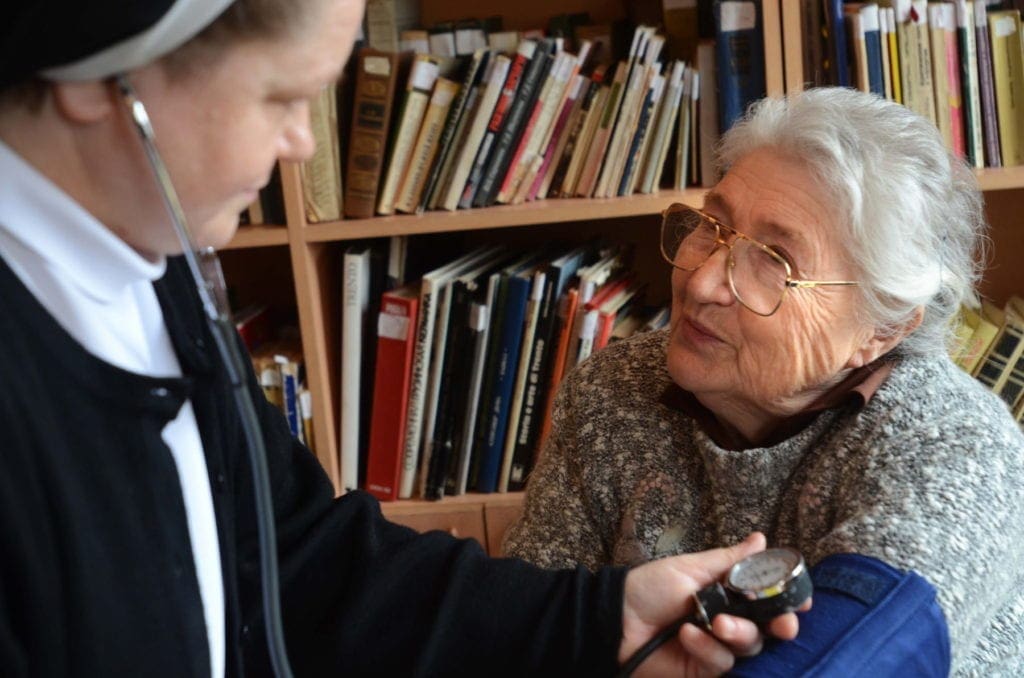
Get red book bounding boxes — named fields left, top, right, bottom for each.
left=365, top=284, right=420, bottom=501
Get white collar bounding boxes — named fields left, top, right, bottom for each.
left=0, top=139, right=166, bottom=303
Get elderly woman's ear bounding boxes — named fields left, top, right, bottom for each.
left=846, top=306, right=925, bottom=370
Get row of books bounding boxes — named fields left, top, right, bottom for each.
left=234, top=305, right=317, bottom=452
left=295, top=4, right=775, bottom=223
left=341, top=239, right=671, bottom=500
left=951, top=295, right=1024, bottom=425
left=810, top=0, right=1023, bottom=168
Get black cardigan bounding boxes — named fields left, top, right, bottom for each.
left=0, top=255, right=626, bottom=677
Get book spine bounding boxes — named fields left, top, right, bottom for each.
left=377, top=57, right=440, bottom=215
left=476, top=275, right=531, bottom=493
left=957, top=0, right=984, bottom=169
left=459, top=42, right=533, bottom=209
left=340, top=250, right=368, bottom=492
left=575, top=62, right=627, bottom=197
left=421, top=50, right=489, bottom=212
left=365, top=294, right=418, bottom=501
left=825, top=0, right=850, bottom=86
left=975, top=4, right=1002, bottom=167
left=529, top=73, right=585, bottom=201
left=475, top=43, right=553, bottom=207
left=441, top=55, right=511, bottom=211
left=344, top=50, right=398, bottom=219
left=620, top=74, right=665, bottom=196
left=942, top=7, right=966, bottom=160
left=394, top=77, right=460, bottom=213
left=500, top=270, right=546, bottom=492
left=879, top=8, right=894, bottom=99
left=989, top=10, right=1024, bottom=166
left=453, top=300, right=490, bottom=495
left=398, top=280, right=438, bottom=498
left=862, top=6, right=885, bottom=96
left=507, top=272, right=557, bottom=492
left=300, top=84, right=342, bottom=222
left=715, top=0, right=767, bottom=132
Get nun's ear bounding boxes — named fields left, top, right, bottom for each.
left=50, top=79, right=115, bottom=124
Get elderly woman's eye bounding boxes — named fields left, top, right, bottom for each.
left=769, top=245, right=798, bottom=269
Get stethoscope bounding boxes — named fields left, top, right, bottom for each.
left=115, top=74, right=294, bottom=678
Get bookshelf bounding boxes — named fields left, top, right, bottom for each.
left=222, top=0, right=1024, bottom=540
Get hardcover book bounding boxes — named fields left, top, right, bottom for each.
left=344, top=49, right=401, bottom=219
left=365, top=284, right=420, bottom=501
left=714, top=0, right=767, bottom=132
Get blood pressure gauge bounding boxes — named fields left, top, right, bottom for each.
left=693, top=547, right=813, bottom=629
left=617, top=546, right=813, bottom=677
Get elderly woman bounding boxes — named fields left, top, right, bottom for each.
left=504, top=87, right=1024, bottom=675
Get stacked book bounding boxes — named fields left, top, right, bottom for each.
left=340, top=239, right=671, bottom=500
left=340, top=18, right=734, bottom=221
left=951, top=295, right=1024, bottom=427
left=808, top=0, right=1023, bottom=168
left=236, top=306, right=317, bottom=453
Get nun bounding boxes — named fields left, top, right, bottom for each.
left=0, top=1, right=802, bottom=676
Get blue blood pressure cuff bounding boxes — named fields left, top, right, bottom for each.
left=728, top=553, right=950, bottom=677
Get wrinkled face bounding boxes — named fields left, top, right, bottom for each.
left=666, top=148, right=877, bottom=415
left=124, top=0, right=362, bottom=256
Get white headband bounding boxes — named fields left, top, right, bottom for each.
left=41, top=0, right=235, bottom=81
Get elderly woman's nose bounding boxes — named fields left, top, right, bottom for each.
left=683, top=247, right=734, bottom=307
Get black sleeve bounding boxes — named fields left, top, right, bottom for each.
left=231, top=334, right=627, bottom=677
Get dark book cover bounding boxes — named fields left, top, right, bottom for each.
left=459, top=40, right=535, bottom=208
left=473, top=39, right=557, bottom=207
left=507, top=246, right=590, bottom=491
left=418, top=49, right=492, bottom=213
left=714, top=0, right=767, bottom=132
left=474, top=270, right=533, bottom=492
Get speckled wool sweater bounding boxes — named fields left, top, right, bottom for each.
left=504, top=328, right=1024, bottom=676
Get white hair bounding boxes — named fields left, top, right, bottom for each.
left=717, top=88, right=987, bottom=357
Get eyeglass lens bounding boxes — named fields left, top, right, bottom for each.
left=662, top=206, right=788, bottom=315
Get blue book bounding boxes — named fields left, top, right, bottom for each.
left=714, top=0, right=768, bottom=132
left=474, top=268, right=534, bottom=492
left=824, top=0, right=850, bottom=87
left=861, top=5, right=885, bottom=96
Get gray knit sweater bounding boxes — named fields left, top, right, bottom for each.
left=504, top=329, right=1024, bottom=676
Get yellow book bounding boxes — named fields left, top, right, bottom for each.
left=889, top=0, right=937, bottom=124
left=885, top=7, right=903, bottom=103
left=956, top=303, right=1001, bottom=373
left=394, top=77, right=460, bottom=213
left=989, top=10, right=1024, bottom=166
left=998, top=297, right=1024, bottom=408
left=299, top=84, right=342, bottom=223
left=973, top=299, right=1024, bottom=395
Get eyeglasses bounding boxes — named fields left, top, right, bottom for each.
left=660, top=203, right=858, bottom=316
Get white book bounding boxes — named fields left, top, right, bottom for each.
left=624, top=71, right=666, bottom=195
left=595, top=28, right=655, bottom=198
left=398, top=246, right=498, bottom=498
left=498, top=269, right=546, bottom=491
left=441, top=54, right=511, bottom=211
left=640, top=60, right=686, bottom=194
left=377, top=56, right=440, bottom=215
left=340, top=246, right=370, bottom=492
left=956, top=0, right=985, bottom=169
left=497, top=51, right=577, bottom=203
left=676, top=68, right=697, bottom=190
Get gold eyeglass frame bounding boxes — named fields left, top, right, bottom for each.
left=660, top=203, right=859, bottom=316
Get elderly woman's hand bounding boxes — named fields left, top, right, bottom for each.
left=619, top=532, right=808, bottom=677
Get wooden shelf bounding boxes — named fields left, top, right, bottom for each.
left=379, top=491, right=525, bottom=514
left=976, top=165, right=1024, bottom=192
left=223, top=224, right=289, bottom=250
left=302, top=189, right=709, bottom=242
